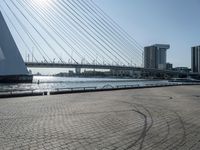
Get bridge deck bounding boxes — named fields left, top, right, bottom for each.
left=25, top=62, right=187, bottom=75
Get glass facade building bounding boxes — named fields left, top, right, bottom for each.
left=191, top=46, right=200, bottom=73
left=144, top=44, right=170, bottom=70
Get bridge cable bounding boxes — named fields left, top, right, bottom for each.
left=59, top=0, right=130, bottom=66
left=79, top=0, right=143, bottom=66
left=90, top=0, right=144, bottom=51
left=46, top=2, right=111, bottom=65
left=14, top=0, right=78, bottom=64
left=86, top=0, right=152, bottom=68
left=6, top=0, right=67, bottom=64
left=53, top=1, right=119, bottom=65
left=88, top=0, right=148, bottom=66
left=1, top=2, right=52, bottom=63
left=75, top=0, right=143, bottom=66
left=23, top=0, right=99, bottom=65
left=0, top=6, right=38, bottom=63
left=2, top=0, right=150, bottom=67
left=90, top=0, right=152, bottom=68
left=74, top=0, right=141, bottom=65
left=57, top=1, right=123, bottom=65
left=19, top=0, right=87, bottom=64
left=66, top=0, right=132, bottom=66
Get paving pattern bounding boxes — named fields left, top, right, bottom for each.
left=0, top=85, right=200, bottom=150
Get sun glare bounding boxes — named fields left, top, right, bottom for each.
left=32, top=0, right=51, bottom=8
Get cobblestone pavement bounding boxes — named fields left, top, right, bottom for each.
left=0, top=85, right=200, bottom=150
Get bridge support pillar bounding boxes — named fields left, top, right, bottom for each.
left=75, top=67, right=81, bottom=75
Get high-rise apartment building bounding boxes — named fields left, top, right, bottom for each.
left=144, top=44, right=170, bottom=70
left=191, top=46, right=200, bottom=73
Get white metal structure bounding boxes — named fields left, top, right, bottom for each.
left=0, top=11, right=32, bottom=83
left=0, top=11, right=29, bottom=76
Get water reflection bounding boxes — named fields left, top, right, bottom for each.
left=0, top=76, right=168, bottom=92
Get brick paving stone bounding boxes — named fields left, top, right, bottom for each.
left=0, top=85, right=200, bottom=149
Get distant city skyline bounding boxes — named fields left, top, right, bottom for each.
left=95, top=0, right=200, bottom=68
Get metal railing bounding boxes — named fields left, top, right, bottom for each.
left=0, top=82, right=200, bottom=98
left=55, top=86, right=97, bottom=92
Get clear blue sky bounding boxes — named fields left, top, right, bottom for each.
left=95, top=0, right=200, bottom=67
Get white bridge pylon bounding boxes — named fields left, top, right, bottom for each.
left=0, top=11, right=29, bottom=76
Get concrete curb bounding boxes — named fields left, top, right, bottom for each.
left=0, top=83, right=199, bottom=98
left=49, top=83, right=199, bottom=95
left=0, top=91, right=45, bottom=98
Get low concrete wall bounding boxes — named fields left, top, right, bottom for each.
left=49, top=83, right=193, bottom=95
left=0, top=83, right=199, bottom=98
left=0, top=91, right=44, bottom=98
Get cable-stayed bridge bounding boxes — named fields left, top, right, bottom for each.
left=0, top=0, right=191, bottom=77
left=1, top=0, right=143, bottom=66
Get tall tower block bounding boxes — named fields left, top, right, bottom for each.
left=191, top=45, right=200, bottom=73
left=144, top=44, right=170, bottom=70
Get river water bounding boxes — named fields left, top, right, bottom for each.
left=0, top=76, right=169, bottom=92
